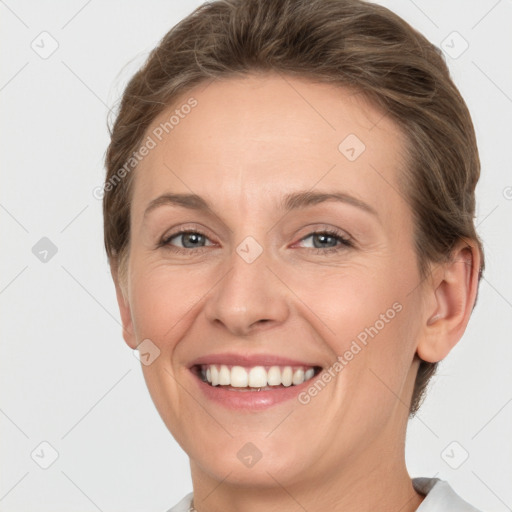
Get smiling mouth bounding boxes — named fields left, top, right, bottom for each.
left=191, top=364, right=323, bottom=391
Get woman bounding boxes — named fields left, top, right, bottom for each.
left=103, top=0, right=485, bottom=510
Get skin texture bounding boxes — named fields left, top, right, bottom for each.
left=113, top=73, right=480, bottom=512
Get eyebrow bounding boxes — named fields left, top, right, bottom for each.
left=143, top=190, right=378, bottom=218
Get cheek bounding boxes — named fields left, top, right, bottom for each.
left=333, top=288, right=422, bottom=419
left=128, top=259, right=208, bottom=345
left=300, top=261, right=419, bottom=400
left=289, top=264, right=404, bottom=350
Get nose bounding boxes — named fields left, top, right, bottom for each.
left=203, top=246, right=290, bottom=337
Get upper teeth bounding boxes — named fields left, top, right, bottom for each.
left=201, top=364, right=316, bottom=387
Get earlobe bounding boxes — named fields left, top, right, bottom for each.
left=112, top=265, right=137, bottom=350
left=416, top=240, right=480, bottom=363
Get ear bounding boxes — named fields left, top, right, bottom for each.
left=111, top=261, right=137, bottom=350
left=416, top=239, right=481, bottom=363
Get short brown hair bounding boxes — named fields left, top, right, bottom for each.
left=103, top=0, right=485, bottom=417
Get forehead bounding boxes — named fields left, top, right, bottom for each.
left=132, top=73, right=408, bottom=223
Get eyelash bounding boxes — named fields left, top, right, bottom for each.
left=305, top=229, right=353, bottom=254
left=158, top=227, right=353, bottom=256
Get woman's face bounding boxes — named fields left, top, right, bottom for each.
left=118, top=74, right=428, bottom=488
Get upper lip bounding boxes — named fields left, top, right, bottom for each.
left=189, top=352, right=322, bottom=368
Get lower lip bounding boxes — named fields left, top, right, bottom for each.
left=190, top=369, right=319, bottom=410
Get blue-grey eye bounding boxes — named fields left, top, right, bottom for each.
left=171, top=232, right=207, bottom=248
left=311, top=233, right=338, bottom=248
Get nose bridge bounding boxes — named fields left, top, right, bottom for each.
left=203, top=236, right=289, bottom=335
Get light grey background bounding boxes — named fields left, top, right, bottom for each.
left=1, top=1, right=511, bottom=511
